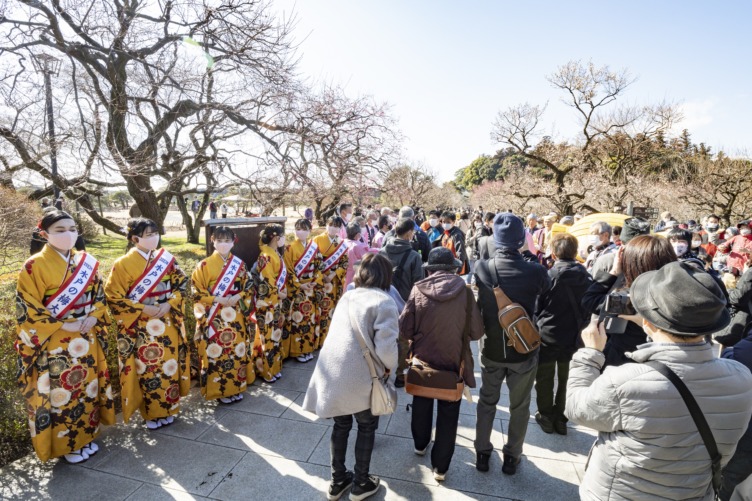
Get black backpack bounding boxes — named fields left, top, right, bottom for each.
left=391, top=251, right=412, bottom=301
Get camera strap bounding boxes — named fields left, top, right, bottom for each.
left=644, top=360, right=722, bottom=498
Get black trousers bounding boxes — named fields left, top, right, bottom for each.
left=411, top=395, right=461, bottom=474
left=331, top=409, right=379, bottom=484
left=534, top=345, right=573, bottom=421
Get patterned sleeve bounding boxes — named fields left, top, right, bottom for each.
left=191, top=261, right=215, bottom=308
left=167, top=260, right=187, bottom=315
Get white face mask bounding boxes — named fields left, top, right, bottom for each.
left=295, top=230, right=310, bottom=241
left=277, top=237, right=286, bottom=248
left=137, top=234, right=160, bottom=252
left=214, top=242, right=233, bottom=255
left=343, top=213, right=352, bottom=223
left=46, top=230, right=78, bottom=252
left=742, top=229, right=752, bottom=236
left=474, top=222, right=483, bottom=229
left=327, top=226, right=339, bottom=238
left=672, top=242, right=688, bottom=256
left=691, top=240, right=702, bottom=248
left=442, top=223, right=453, bottom=231
left=588, top=234, right=600, bottom=246
left=429, top=218, right=438, bottom=227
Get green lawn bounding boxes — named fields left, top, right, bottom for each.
left=0, top=234, right=207, bottom=467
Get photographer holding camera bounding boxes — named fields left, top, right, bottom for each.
left=581, top=235, right=676, bottom=367
left=566, top=261, right=752, bottom=500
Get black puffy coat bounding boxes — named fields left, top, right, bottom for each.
left=535, top=260, right=592, bottom=350
left=474, top=249, right=550, bottom=364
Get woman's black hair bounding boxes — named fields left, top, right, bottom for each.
left=667, top=227, right=692, bottom=244
left=353, top=253, right=392, bottom=291
left=125, top=218, right=159, bottom=249
left=212, top=226, right=236, bottom=241
left=327, top=215, right=343, bottom=227
left=39, top=210, right=75, bottom=231
left=377, top=215, right=391, bottom=230
left=260, top=224, right=285, bottom=245
left=346, top=222, right=362, bottom=240
left=295, top=218, right=312, bottom=230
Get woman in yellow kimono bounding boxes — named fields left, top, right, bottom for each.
left=252, top=224, right=288, bottom=383
left=105, top=218, right=190, bottom=430
left=312, top=216, right=349, bottom=347
left=191, top=226, right=255, bottom=403
left=15, top=210, right=116, bottom=463
left=283, top=219, right=323, bottom=363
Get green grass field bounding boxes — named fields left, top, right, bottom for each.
left=0, top=234, right=206, bottom=467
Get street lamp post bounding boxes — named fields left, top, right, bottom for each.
left=32, top=53, right=62, bottom=200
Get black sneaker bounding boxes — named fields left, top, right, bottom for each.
left=554, top=419, right=568, bottom=436
left=501, top=454, right=521, bottom=475
left=475, top=452, right=490, bottom=472
left=328, top=471, right=354, bottom=501
left=349, top=475, right=380, bottom=501
left=394, top=376, right=405, bottom=388
left=535, top=411, right=554, bottom=434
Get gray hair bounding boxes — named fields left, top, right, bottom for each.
left=590, top=221, right=612, bottom=236
left=399, top=206, right=415, bottom=219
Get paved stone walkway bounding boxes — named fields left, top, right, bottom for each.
left=0, top=346, right=595, bottom=500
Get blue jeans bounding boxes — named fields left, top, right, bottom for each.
left=330, top=409, right=380, bottom=484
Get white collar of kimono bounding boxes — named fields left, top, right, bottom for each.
left=52, top=248, right=71, bottom=263
left=136, top=248, right=152, bottom=260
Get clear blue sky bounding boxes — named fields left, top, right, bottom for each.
left=271, top=0, right=751, bottom=181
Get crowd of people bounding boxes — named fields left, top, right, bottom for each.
left=13, top=201, right=752, bottom=500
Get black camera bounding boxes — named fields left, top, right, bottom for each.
left=604, top=291, right=636, bottom=316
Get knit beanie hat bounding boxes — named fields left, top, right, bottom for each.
left=493, top=213, right=525, bottom=249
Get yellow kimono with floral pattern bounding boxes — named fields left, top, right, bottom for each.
left=191, top=252, right=256, bottom=399
left=15, top=246, right=116, bottom=461
left=283, top=239, right=323, bottom=357
left=104, top=248, right=190, bottom=423
left=312, top=234, right=349, bottom=347
left=252, top=245, right=287, bottom=380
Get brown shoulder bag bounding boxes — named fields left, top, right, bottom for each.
left=489, top=260, right=541, bottom=354
left=404, top=287, right=473, bottom=402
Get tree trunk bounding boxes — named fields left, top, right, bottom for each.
left=126, top=174, right=166, bottom=232
left=75, top=193, right=125, bottom=235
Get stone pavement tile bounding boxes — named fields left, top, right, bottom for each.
left=371, top=476, right=511, bottom=501
left=454, top=412, right=506, bottom=450
left=153, top=392, right=232, bottom=441
left=125, top=483, right=211, bottom=500
left=76, top=418, right=145, bottom=470
left=284, top=355, right=318, bottom=373
left=510, top=418, right=595, bottom=464
left=93, top=432, right=245, bottom=496
left=438, top=447, right=581, bottom=501
left=459, top=393, right=513, bottom=421
left=382, top=404, right=504, bottom=451
left=0, top=455, right=141, bottom=501
left=208, top=451, right=330, bottom=500
left=278, top=392, right=327, bottom=424
left=197, top=410, right=329, bottom=462
left=226, top=385, right=300, bottom=418
left=307, top=431, right=439, bottom=486
left=260, top=366, right=313, bottom=393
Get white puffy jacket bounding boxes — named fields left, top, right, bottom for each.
left=566, top=342, right=752, bottom=500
